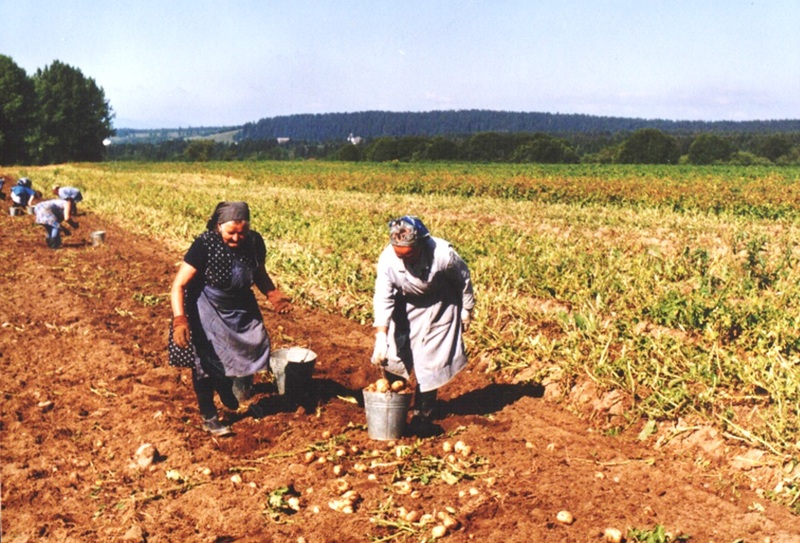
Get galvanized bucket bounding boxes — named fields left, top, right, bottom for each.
left=363, top=390, right=411, bottom=440
left=269, top=347, right=317, bottom=396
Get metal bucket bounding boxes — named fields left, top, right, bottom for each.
left=269, top=347, right=317, bottom=396
left=90, top=231, right=106, bottom=246
left=363, top=390, right=412, bottom=440
left=9, top=207, right=22, bottom=216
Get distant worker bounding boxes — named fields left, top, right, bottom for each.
left=34, top=199, right=79, bottom=249
left=52, top=185, right=83, bottom=215
left=10, top=178, right=39, bottom=209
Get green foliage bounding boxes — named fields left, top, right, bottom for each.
left=511, top=134, right=579, bottom=164
left=20, top=161, right=800, bottom=458
left=758, top=134, right=792, bottom=162
left=184, top=140, right=216, bottom=162
left=0, top=56, right=114, bottom=165
left=628, top=524, right=689, bottom=542
left=30, top=60, right=114, bottom=164
left=688, top=133, right=735, bottom=165
left=618, top=129, right=680, bottom=164
left=0, top=55, right=36, bottom=164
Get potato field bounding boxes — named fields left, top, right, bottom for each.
left=2, top=161, right=800, bottom=542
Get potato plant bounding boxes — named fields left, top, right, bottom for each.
left=22, top=162, right=800, bottom=464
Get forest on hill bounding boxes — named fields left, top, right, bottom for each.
left=238, top=109, right=800, bottom=142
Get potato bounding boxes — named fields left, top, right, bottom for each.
left=604, top=527, right=623, bottom=543
left=375, top=378, right=390, bottom=393
left=555, top=510, right=574, bottom=525
left=390, top=380, right=405, bottom=392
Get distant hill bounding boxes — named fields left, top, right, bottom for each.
left=114, top=110, right=800, bottom=144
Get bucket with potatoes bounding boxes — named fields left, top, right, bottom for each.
left=362, top=377, right=412, bottom=440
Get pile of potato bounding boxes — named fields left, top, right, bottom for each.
left=364, top=377, right=410, bottom=394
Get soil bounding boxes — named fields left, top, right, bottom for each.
left=2, top=207, right=800, bottom=543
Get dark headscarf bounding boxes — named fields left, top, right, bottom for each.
left=206, top=201, right=250, bottom=230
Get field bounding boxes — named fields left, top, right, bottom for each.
left=3, top=161, right=800, bottom=542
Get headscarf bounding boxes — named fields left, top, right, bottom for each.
left=388, top=215, right=430, bottom=247
left=206, top=201, right=250, bottom=230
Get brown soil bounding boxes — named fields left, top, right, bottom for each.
left=2, top=208, right=799, bottom=543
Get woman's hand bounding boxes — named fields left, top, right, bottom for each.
left=173, top=315, right=191, bottom=348
left=461, top=309, right=471, bottom=332
left=267, top=289, right=292, bottom=314
left=371, top=330, right=388, bottom=365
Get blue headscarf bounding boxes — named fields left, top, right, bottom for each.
left=388, top=215, right=430, bottom=247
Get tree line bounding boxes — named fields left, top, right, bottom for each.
left=106, top=128, right=800, bottom=165
left=0, top=55, right=114, bottom=165
left=3, top=53, right=799, bottom=166
left=239, top=110, right=800, bottom=141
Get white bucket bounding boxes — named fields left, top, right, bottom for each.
left=90, top=231, right=106, bottom=246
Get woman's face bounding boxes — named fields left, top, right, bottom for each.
left=218, top=220, right=249, bottom=248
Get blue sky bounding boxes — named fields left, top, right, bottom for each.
left=2, top=1, right=798, bottom=129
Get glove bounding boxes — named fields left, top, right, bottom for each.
left=267, top=289, right=292, bottom=314
left=173, top=315, right=191, bottom=349
left=67, top=218, right=79, bottom=229
left=371, top=331, right=388, bottom=365
left=461, top=309, right=471, bottom=333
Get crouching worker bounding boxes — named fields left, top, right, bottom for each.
left=168, top=201, right=292, bottom=436
left=34, top=199, right=78, bottom=249
left=52, top=185, right=84, bottom=215
left=371, top=215, right=475, bottom=437
left=10, top=178, right=38, bottom=209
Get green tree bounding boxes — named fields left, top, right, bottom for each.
left=462, top=132, right=519, bottom=162
left=512, top=134, right=579, bottom=163
left=0, top=55, right=36, bottom=165
left=419, top=137, right=460, bottom=161
left=31, top=60, right=114, bottom=164
left=365, top=137, right=400, bottom=162
left=757, top=134, right=792, bottom=162
left=617, top=129, right=680, bottom=164
left=184, top=140, right=216, bottom=161
left=687, top=133, right=734, bottom=164
left=334, top=143, right=362, bottom=161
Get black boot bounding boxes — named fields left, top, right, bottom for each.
left=408, top=388, right=442, bottom=437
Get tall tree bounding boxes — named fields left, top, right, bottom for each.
left=687, top=133, right=734, bottom=164
left=617, top=129, right=680, bottom=164
left=0, top=55, right=36, bottom=165
left=31, top=60, right=114, bottom=164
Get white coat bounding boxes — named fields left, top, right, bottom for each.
left=373, top=237, right=475, bottom=392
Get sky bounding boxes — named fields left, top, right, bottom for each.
left=2, top=1, right=798, bottom=129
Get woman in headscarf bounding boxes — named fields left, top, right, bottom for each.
left=34, top=198, right=78, bottom=249
left=169, top=201, right=291, bottom=435
left=371, top=215, right=475, bottom=436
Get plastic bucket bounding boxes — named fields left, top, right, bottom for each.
left=269, top=347, right=317, bottom=396
left=90, top=231, right=106, bottom=246
left=363, top=390, right=412, bottom=440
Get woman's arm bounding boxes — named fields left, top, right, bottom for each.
left=253, top=264, right=277, bottom=296
left=171, top=262, right=198, bottom=317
